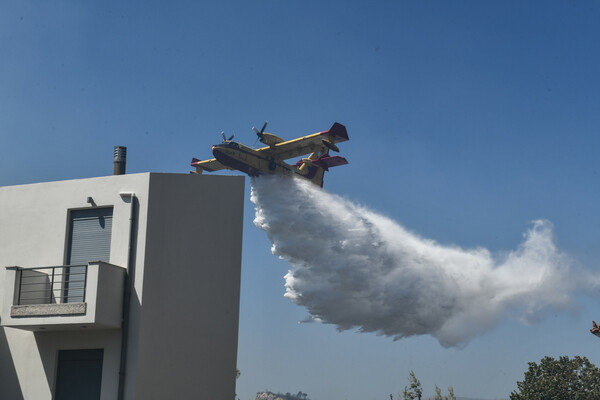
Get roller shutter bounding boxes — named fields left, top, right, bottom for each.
left=65, top=208, right=113, bottom=303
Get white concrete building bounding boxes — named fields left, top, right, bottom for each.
left=0, top=172, right=245, bottom=400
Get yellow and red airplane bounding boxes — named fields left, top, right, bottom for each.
left=191, top=122, right=349, bottom=187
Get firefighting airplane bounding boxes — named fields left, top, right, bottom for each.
left=190, top=122, right=349, bottom=187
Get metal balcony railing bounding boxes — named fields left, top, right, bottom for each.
left=14, top=265, right=88, bottom=306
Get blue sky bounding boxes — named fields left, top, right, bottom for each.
left=2, top=1, right=600, bottom=399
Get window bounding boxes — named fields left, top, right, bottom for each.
left=64, top=208, right=113, bottom=303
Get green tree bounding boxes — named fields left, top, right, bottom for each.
left=390, top=373, right=454, bottom=400
left=401, top=371, right=422, bottom=400
left=510, top=356, right=600, bottom=400
left=434, top=386, right=443, bottom=400
left=434, top=384, right=455, bottom=400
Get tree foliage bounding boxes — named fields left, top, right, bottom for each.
left=434, top=384, right=456, bottom=400
left=391, top=372, right=454, bottom=400
left=402, top=371, right=423, bottom=400
left=434, top=386, right=443, bottom=400
left=433, top=385, right=444, bottom=400
left=510, top=356, right=600, bottom=400
left=255, top=391, right=309, bottom=400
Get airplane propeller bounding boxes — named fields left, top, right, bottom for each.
left=221, top=131, right=234, bottom=142
left=252, top=121, right=268, bottom=146
left=252, top=121, right=268, bottom=139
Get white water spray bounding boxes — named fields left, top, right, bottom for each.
left=251, top=175, right=585, bottom=347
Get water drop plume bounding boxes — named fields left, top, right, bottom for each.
left=251, top=175, right=586, bottom=347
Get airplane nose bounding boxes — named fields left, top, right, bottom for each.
left=212, top=146, right=229, bottom=164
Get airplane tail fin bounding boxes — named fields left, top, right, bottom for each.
left=324, top=122, right=349, bottom=142
left=293, top=152, right=348, bottom=187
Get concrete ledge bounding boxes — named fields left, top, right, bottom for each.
left=11, top=302, right=87, bottom=317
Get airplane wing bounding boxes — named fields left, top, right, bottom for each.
left=257, top=122, right=348, bottom=160
left=293, top=154, right=349, bottom=169
left=190, top=157, right=231, bottom=174
left=317, top=155, right=349, bottom=169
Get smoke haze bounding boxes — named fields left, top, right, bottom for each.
left=251, top=175, right=586, bottom=348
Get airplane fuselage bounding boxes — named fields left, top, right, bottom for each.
left=212, top=141, right=295, bottom=177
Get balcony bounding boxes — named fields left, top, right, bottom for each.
left=1, top=261, right=125, bottom=331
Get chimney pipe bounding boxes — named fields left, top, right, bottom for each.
left=113, top=146, right=127, bottom=175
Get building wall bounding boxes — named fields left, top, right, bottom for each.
left=0, top=173, right=151, bottom=400
left=0, top=173, right=245, bottom=400
left=133, top=173, right=245, bottom=400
